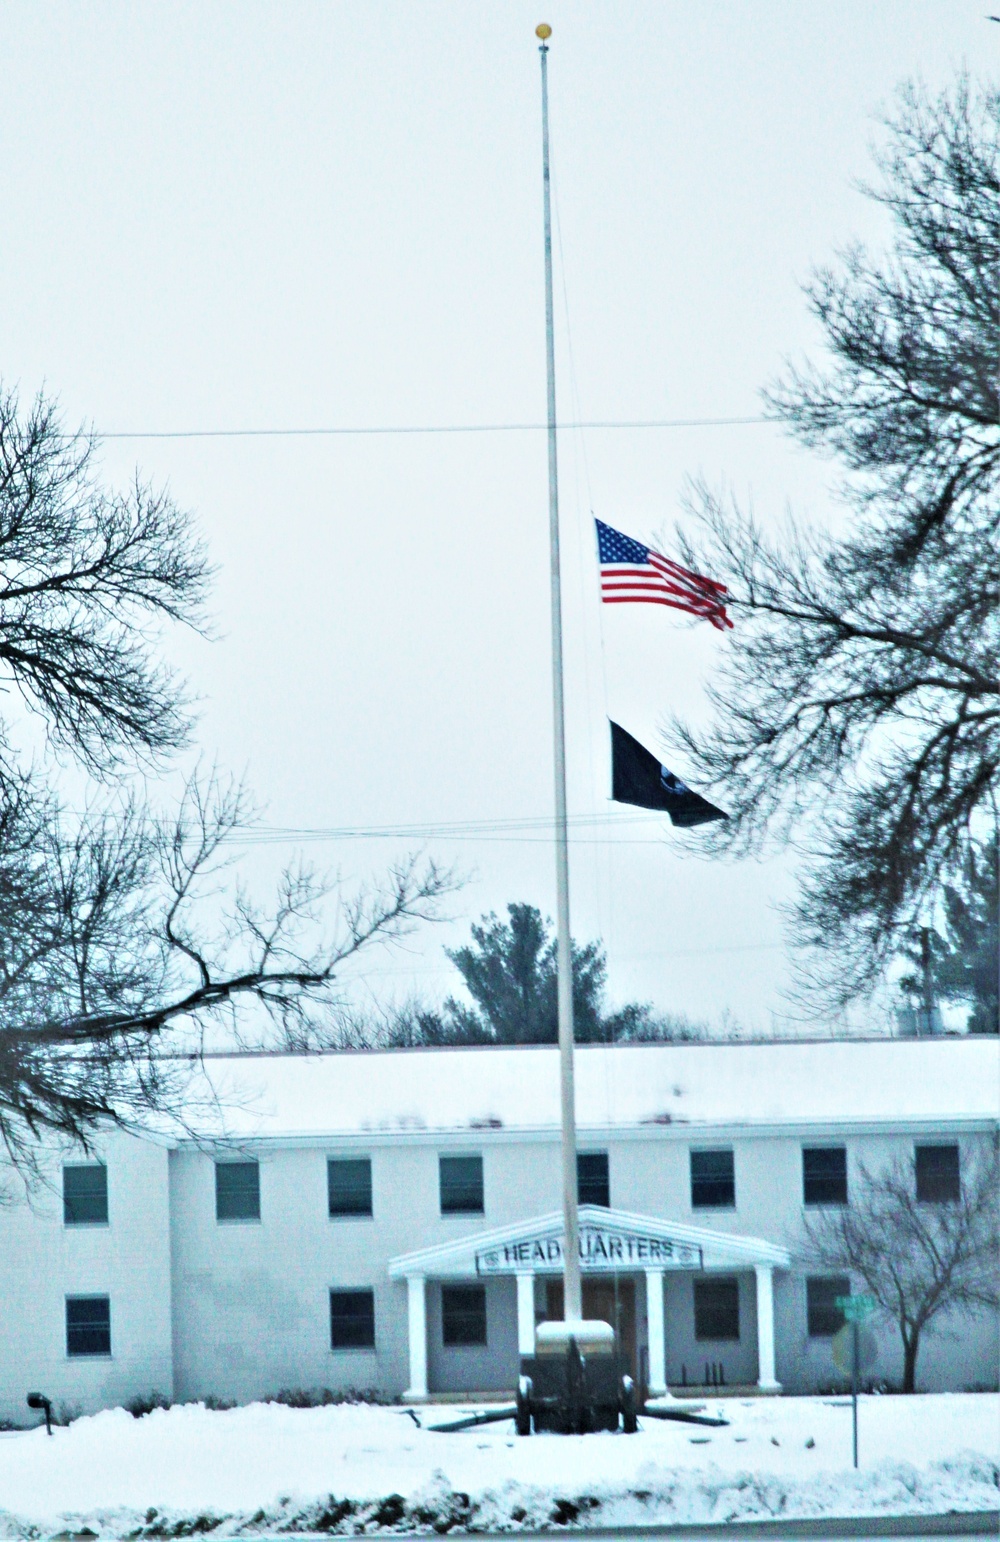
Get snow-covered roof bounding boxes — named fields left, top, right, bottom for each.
left=184, top=1038, right=999, bottom=1144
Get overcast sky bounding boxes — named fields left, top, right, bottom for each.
left=0, top=3, right=990, bottom=1034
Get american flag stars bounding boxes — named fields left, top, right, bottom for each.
left=595, top=519, right=734, bottom=631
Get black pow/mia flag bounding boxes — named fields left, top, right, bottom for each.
left=610, top=721, right=727, bottom=827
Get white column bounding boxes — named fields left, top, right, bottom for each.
left=516, top=1273, right=535, bottom=1357
left=645, top=1268, right=667, bottom=1396
left=754, top=1265, right=781, bottom=1391
left=404, top=1274, right=428, bottom=1400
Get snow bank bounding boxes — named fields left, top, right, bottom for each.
left=0, top=1395, right=995, bottom=1535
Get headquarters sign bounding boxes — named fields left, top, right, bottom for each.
left=476, top=1224, right=702, bottom=1276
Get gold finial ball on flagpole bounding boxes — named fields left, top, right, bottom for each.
left=535, top=23, right=552, bottom=39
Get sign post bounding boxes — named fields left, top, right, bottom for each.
left=835, top=1294, right=877, bottom=1468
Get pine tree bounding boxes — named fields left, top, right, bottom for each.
left=900, top=836, right=999, bottom=1034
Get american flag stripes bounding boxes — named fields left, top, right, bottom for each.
left=595, top=519, right=734, bottom=631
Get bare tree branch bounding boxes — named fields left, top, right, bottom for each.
left=0, top=384, right=212, bottom=778
left=0, top=770, right=458, bottom=1166
left=0, top=386, right=461, bottom=1173
left=667, top=77, right=1000, bottom=1011
left=802, top=1140, right=999, bottom=1390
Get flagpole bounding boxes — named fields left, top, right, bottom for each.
left=537, top=21, right=582, bottom=1324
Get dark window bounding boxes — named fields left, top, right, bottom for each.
left=330, top=1289, right=375, bottom=1349
left=439, top=1155, right=483, bottom=1215
left=66, top=1295, right=111, bottom=1357
left=441, top=1285, right=487, bottom=1346
left=807, top=1275, right=851, bottom=1337
left=328, top=1158, right=372, bottom=1217
left=803, top=1147, right=848, bottom=1206
left=690, top=1148, right=735, bottom=1208
left=577, top=1151, right=610, bottom=1208
left=63, top=1164, right=108, bottom=1226
left=915, top=1144, right=960, bottom=1203
left=693, top=1277, right=740, bottom=1340
left=215, top=1160, right=260, bottom=1221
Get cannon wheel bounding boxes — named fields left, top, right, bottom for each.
left=621, top=1374, right=637, bottom=1434
left=516, top=1375, right=533, bottom=1436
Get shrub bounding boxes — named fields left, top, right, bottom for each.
left=126, top=1391, right=173, bottom=1418
left=267, top=1386, right=393, bottom=1408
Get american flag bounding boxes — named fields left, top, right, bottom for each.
left=595, top=519, right=733, bottom=631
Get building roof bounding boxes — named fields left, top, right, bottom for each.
left=185, top=1037, right=999, bottom=1145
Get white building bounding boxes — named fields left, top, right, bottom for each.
left=1, top=1037, right=996, bottom=1422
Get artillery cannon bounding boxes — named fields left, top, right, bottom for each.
left=425, top=1320, right=728, bottom=1434
left=515, top=1319, right=637, bottom=1435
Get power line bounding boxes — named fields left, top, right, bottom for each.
left=94, top=414, right=769, bottom=442
left=223, top=810, right=685, bottom=847
left=228, top=834, right=674, bottom=848
left=212, top=811, right=691, bottom=846
left=349, top=937, right=785, bottom=979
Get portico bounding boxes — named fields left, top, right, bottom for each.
left=389, top=1205, right=790, bottom=1400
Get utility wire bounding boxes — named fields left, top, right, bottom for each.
left=221, top=810, right=681, bottom=846
left=352, top=938, right=784, bottom=975
left=93, top=415, right=769, bottom=442
left=226, top=830, right=686, bottom=848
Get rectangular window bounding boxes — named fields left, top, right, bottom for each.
left=577, top=1151, right=610, bottom=1208
left=690, top=1148, right=735, bottom=1208
left=329, top=1289, right=375, bottom=1349
left=63, top=1164, right=108, bottom=1226
left=439, top=1155, right=483, bottom=1215
left=693, top=1277, right=740, bottom=1340
left=803, top=1146, right=848, bottom=1206
left=806, top=1275, right=851, bottom=1337
left=915, top=1144, right=960, bottom=1203
left=66, top=1295, right=111, bottom=1357
left=441, top=1284, right=487, bottom=1347
left=328, top=1158, right=372, bottom=1217
left=215, top=1160, right=260, bottom=1222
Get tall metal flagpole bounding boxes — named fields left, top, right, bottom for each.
left=536, top=22, right=583, bottom=1324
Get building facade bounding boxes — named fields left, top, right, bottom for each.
left=0, top=1038, right=996, bottom=1422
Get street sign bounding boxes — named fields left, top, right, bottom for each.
left=832, top=1299, right=879, bottom=1470
left=832, top=1323, right=878, bottom=1376
left=836, top=1293, right=877, bottom=1322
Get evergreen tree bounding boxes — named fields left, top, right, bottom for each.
left=900, top=836, right=999, bottom=1034
left=445, top=903, right=608, bottom=1045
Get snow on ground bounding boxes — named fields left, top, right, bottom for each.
left=0, top=1394, right=995, bottom=1535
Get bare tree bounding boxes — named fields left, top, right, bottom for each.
left=802, top=1142, right=999, bottom=1391
left=0, top=771, right=452, bottom=1170
left=0, top=385, right=210, bottom=777
left=669, top=77, right=1000, bottom=1011
left=0, top=386, right=455, bottom=1168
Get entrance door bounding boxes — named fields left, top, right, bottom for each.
left=544, top=1278, right=636, bottom=1380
